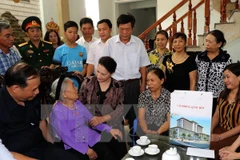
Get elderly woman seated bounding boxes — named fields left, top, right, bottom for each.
left=49, top=75, right=122, bottom=160
left=137, top=68, right=170, bottom=136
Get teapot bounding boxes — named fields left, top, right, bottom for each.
left=162, top=147, right=180, bottom=160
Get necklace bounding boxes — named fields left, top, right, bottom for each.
left=173, top=53, right=187, bottom=62
left=60, top=101, right=78, bottom=116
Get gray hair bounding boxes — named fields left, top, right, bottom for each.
left=0, top=19, right=11, bottom=33
left=50, top=77, right=71, bottom=101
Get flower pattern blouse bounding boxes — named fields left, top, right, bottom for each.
left=148, top=49, right=171, bottom=70
left=196, top=50, right=232, bottom=98
left=79, top=76, right=124, bottom=130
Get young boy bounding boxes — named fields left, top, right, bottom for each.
left=53, top=21, right=87, bottom=76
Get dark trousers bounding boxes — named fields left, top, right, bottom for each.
left=123, top=79, right=140, bottom=146
left=101, top=131, right=127, bottom=160
left=67, top=142, right=117, bottom=160
left=24, top=141, right=78, bottom=160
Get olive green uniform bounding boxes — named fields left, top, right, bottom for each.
left=18, top=40, right=54, bottom=70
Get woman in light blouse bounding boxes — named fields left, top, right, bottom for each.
left=50, top=75, right=122, bottom=160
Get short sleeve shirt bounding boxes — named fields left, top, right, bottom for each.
left=87, top=39, right=105, bottom=73
left=53, top=44, right=87, bottom=72
left=76, top=36, right=98, bottom=54
left=0, top=87, right=43, bottom=153
left=102, top=35, right=150, bottom=80
left=196, top=50, right=232, bottom=98
left=138, top=88, right=170, bottom=127
left=0, top=48, right=21, bottom=75
left=163, top=54, right=197, bottom=92
left=18, top=40, right=54, bottom=70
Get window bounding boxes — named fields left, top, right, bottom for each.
left=85, top=0, right=99, bottom=28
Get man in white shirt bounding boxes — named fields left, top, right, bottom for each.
left=76, top=17, right=98, bottom=54
left=102, top=13, right=150, bottom=145
left=86, top=19, right=112, bottom=77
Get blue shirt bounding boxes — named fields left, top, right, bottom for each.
left=53, top=44, right=87, bottom=72
left=0, top=48, right=21, bottom=75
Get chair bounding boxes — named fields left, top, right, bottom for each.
left=132, top=118, right=138, bottom=146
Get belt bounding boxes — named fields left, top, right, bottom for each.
left=120, top=78, right=139, bottom=84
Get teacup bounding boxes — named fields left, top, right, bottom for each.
left=148, top=144, right=158, bottom=153
left=132, top=146, right=141, bottom=154
left=140, top=136, right=148, bottom=143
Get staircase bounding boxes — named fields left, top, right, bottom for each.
left=138, top=0, right=240, bottom=61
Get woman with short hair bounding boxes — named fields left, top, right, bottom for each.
left=50, top=74, right=122, bottom=160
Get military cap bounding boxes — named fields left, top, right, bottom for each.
left=22, top=16, right=41, bottom=32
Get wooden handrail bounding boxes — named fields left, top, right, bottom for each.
left=138, top=0, right=188, bottom=39
left=165, top=0, right=204, bottom=31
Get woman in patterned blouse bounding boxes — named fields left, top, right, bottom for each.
left=148, top=30, right=171, bottom=70
left=138, top=68, right=171, bottom=136
left=196, top=30, right=232, bottom=116
left=79, top=56, right=127, bottom=159
left=210, top=63, right=240, bottom=159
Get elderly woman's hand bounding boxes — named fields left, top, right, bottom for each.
left=110, top=129, right=123, bottom=140
left=86, top=148, right=98, bottom=160
left=89, top=116, right=103, bottom=127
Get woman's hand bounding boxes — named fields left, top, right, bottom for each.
left=73, top=71, right=82, bottom=76
left=219, top=146, right=235, bottom=159
left=219, top=150, right=240, bottom=160
left=211, top=133, right=222, bottom=142
left=110, top=129, right=123, bottom=140
left=146, top=129, right=157, bottom=134
left=89, top=116, right=103, bottom=127
left=86, top=148, right=98, bottom=160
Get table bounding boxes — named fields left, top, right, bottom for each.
left=122, top=134, right=213, bottom=160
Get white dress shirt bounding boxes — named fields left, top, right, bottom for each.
left=0, top=139, right=15, bottom=160
left=102, top=35, right=150, bottom=81
left=87, top=39, right=105, bottom=74
left=76, top=36, right=98, bottom=54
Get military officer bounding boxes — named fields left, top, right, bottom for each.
left=18, top=16, right=54, bottom=70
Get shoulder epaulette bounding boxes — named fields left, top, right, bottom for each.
left=18, top=42, right=28, bottom=47
left=42, top=40, right=52, bottom=44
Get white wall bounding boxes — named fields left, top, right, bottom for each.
left=224, top=38, right=240, bottom=62
left=130, top=8, right=156, bottom=37
left=40, top=0, right=58, bottom=35
left=0, top=0, right=40, bottom=26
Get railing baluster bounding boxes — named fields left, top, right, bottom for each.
left=144, top=35, right=149, bottom=50
left=204, top=0, right=210, bottom=33
left=188, top=0, right=193, bottom=45
left=235, top=0, right=239, bottom=9
left=181, top=20, right=184, bottom=33
left=193, top=10, right=197, bottom=46
left=172, top=11, right=177, bottom=35
left=220, top=0, right=227, bottom=22
left=158, top=23, right=162, bottom=31
left=169, top=28, right=173, bottom=51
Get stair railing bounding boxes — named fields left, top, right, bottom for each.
left=138, top=0, right=239, bottom=50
